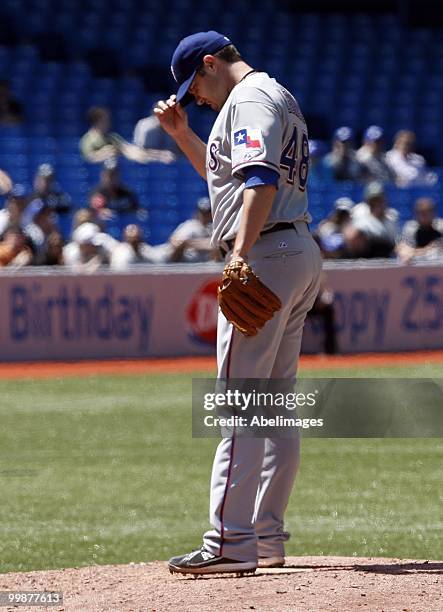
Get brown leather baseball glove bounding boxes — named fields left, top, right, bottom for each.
left=217, top=259, right=282, bottom=336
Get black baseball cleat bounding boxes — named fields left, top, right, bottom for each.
left=168, top=547, right=257, bottom=576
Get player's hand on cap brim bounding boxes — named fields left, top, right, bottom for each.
left=154, top=95, right=188, bottom=137
left=154, top=95, right=178, bottom=113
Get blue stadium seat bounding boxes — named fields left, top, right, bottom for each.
left=57, top=212, right=75, bottom=240
left=28, top=154, right=57, bottom=171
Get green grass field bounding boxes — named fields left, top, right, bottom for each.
left=0, top=363, right=441, bottom=573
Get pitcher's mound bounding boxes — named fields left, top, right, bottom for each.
left=1, top=556, right=441, bottom=611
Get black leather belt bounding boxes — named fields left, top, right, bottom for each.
left=220, top=221, right=301, bottom=256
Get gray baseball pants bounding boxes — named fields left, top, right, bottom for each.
left=203, top=222, right=322, bottom=562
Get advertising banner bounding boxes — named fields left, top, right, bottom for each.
left=0, top=261, right=442, bottom=360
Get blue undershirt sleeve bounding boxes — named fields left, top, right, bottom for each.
left=244, top=165, right=279, bottom=189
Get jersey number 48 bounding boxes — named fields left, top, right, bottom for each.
left=280, top=126, right=309, bottom=191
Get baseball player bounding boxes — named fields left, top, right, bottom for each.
left=155, top=31, right=322, bottom=576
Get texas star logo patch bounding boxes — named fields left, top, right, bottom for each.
left=233, top=127, right=264, bottom=150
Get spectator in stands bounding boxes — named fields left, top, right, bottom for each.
left=341, top=225, right=372, bottom=258
left=356, top=126, right=395, bottom=183
left=28, top=163, right=71, bottom=213
left=0, top=226, right=33, bottom=267
left=23, top=200, right=58, bottom=265
left=0, top=184, right=27, bottom=237
left=323, top=127, right=364, bottom=181
left=0, top=168, right=12, bottom=195
left=351, top=181, right=399, bottom=257
left=315, top=197, right=354, bottom=258
left=89, top=158, right=139, bottom=214
left=307, top=140, right=333, bottom=185
left=0, top=80, right=23, bottom=126
left=316, top=221, right=372, bottom=259
left=42, top=231, right=64, bottom=265
left=72, top=208, right=99, bottom=232
left=80, top=106, right=175, bottom=164
left=397, top=197, right=443, bottom=262
left=110, top=223, right=184, bottom=269
left=133, top=107, right=181, bottom=156
left=63, top=222, right=117, bottom=271
left=168, top=197, right=216, bottom=262
left=386, top=130, right=437, bottom=187
left=80, top=107, right=117, bottom=163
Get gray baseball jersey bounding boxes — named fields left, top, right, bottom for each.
left=206, top=71, right=310, bottom=247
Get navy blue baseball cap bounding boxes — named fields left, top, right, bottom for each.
left=171, top=31, right=232, bottom=105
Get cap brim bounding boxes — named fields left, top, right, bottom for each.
left=176, top=70, right=197, bottom=106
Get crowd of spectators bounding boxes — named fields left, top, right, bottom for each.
left=310, top=126, right=438, bottom=187
left=0, top=159, right=218, bottom=269
left=314, top=182, right=443, bottom=262
left=0, top=106, right=442, bottom=270
left=308, top=124, right=442, bottom=262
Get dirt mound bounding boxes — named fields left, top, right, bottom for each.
left=0, top=556, right=441, bottom=612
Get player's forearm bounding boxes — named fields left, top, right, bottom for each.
left=232, top=185, right=276, bottom=259
left=174, top=128, right=207, bottom=179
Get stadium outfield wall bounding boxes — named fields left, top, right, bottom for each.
left=0, top=260, right=442, bottom=361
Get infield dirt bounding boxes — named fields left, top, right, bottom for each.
left=1, top=349, right=443, bottom=379
left=0, top=556, right=441, bottom=611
